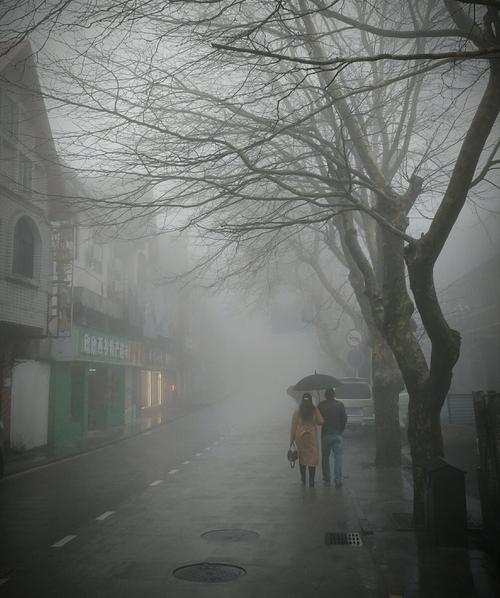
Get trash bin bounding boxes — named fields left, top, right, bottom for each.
left=425, top=458, right=467, bottom=547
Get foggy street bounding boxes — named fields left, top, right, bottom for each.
left=1, top=2, right=500, bottom=597
left=0, top=394, right=378, bottom=597
left=0, top=398, right=233, bottom=580
left=1, top=392, right=497, bottom=597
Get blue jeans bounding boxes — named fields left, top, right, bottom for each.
left=321, top=434, right=343, bottom=483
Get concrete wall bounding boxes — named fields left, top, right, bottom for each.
left=10, top=360, right=50, bottom=449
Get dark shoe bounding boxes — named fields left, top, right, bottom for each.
left=335, top=480, right=342, bottom=488
left=323, top=480, right=331, bottom=487
left=309, top=482, right=315, bottom=488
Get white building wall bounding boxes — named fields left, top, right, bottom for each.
left=0, top=194, right=51, bottom=331
left=10, top=360, right=50, bottom=449
left=73, top=227, right=106, bottom=296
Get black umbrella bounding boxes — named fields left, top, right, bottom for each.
left=293, top=372, right=341, bottom=391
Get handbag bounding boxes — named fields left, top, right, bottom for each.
left=287, top=442, right=298, bottom=468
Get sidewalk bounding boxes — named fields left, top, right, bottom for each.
left=3, top=395, right=217, bottom=477
left=345, top=436, right=498, bottom=597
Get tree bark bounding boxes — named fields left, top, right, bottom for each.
left=408, top=391, right=444, bottom=524
left=372, top=331, right=402, bottom=467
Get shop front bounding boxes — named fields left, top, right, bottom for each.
left=49, top=327, right=140, bottom=449
left=138, top=340, right=170, bottom=415
left=49, top=327, right=172, bottom=449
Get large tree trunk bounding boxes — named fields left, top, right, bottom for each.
left=372, top=331, right=402, bottom=467
left=332, top=222, right=403, bottom=468
left=407, top=390, right=445, bottom=524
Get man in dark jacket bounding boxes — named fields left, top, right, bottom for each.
left=318, top=387, right=347, bottom=487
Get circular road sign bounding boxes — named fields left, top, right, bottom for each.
left=346, top=329, right=363, bottom=347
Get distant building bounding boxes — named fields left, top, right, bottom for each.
left=440, top=253, right=500, bottom=393
left=48, top=182, right=190, bottom=450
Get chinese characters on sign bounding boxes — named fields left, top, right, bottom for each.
left=82, top=333, right=129, bottom=361
left=47, top=222, right=75, bottom=337
left=79, top=329, right=170, bottom=368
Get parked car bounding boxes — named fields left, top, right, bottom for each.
left=335, top=378, right=374, bottom=427
left=0, top=419, right=5, bottom=478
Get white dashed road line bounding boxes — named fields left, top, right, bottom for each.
left=51, top=535, right=77, bottom=548
left=213, top=441, right=218, bottom=445
left=150, top=480, right=163, bottom=486
left=96, top=511, right=115, bottom=521
left=168, top=469, right=179, bottom=475
left=0, top=578, right=9, bottom=587
left=204, top=447, right=211, bottom=451
left=182, top=460, right=190, bottom=465
left=195, top=453, right=202, bottom=457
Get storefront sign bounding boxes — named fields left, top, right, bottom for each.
left=81, top=332, right=130, bottom=361
left=78, top=328, right=136, bottom=365
left=47, top=221, right=75, bottom=337
left=77, top=328, right=170, bottom=368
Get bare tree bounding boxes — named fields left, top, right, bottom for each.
left=3, top=0, right=499, bottom=522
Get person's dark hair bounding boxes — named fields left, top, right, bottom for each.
left=325, top=388, right=336, bottom=400
left=299, top=393, right=314, bottom=421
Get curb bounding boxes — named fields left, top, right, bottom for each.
left=1, top=394, right=231, bottom=480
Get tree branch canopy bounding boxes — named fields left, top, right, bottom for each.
left=212, top=42, right=500, bottom=66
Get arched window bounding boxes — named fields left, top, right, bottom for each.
left=13, top=217, right=36, bottom=278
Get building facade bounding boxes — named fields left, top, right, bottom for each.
left=1, top=43, right=190, bottom=454
left=440, top=253, right=500, bottom=394
left=0, top=42, right=63, bottom=449
left=48, top=206, right=185, bottom=450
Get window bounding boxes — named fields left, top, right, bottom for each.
left=18, top=153, right=32, bottom=194
left=141, top=370, right=152, bottom=407
left=0, top=138, right=17, bottom=181
left=13, top=216, right=36, bottom=278
left=1, top=95, right=19, bottom=138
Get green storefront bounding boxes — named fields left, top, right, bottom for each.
left=49, top=327, right=141, bottom=450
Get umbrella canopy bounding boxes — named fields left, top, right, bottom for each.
left=286, top=386, right=303, bottom=401
left=293, top=372, right=341, bottom=391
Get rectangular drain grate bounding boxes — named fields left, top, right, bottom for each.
left=325, top=532, right=363, bottom=546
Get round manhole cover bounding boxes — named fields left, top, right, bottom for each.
left=201, top=528, right=260, bottom=542
left=173, top=562, right=246, bottom=583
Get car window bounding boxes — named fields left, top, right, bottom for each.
left=336, top=383, right=371, bottom=400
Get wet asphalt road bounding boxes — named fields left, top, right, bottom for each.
left=0, top=394, right=385, bottom=598
left=0, top=400, right=234, bottom=578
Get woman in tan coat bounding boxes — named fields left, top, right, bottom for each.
left=290, top=393, right=324, bottom=487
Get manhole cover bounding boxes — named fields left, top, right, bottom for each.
left=173, top=562, right=246, bottom=583
left=201, top=528, right=260, bottom=542
left=325, top=531, right=363, bottom=546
